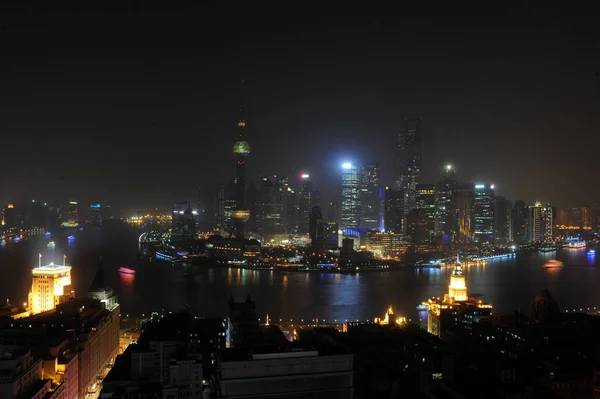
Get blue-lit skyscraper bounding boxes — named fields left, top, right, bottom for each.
left=341, top=163, right=360, bottom=229
left=473, top=183, right=495, bottom=244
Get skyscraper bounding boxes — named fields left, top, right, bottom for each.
left=309, top=205, right=323, bottom=248
left=197, top=185, right=213, bottom=232
left=255, top=176, right=284, bottom=237
left=570, top=208, right=582, bottom=228
left=436, top=164, right=457, bottom=240
left=326, top=199, right=341, bottom=226
left=511, top=200, right=527, bottom=244
left=215, top=184, right=226, bottom=232
left=542, top=204, right=556, bottom=242
left=493, top=196, right=511, bottom=246
left=359, top=163, right=380, bottom=230
left=591, top=208, right=600, bottom=232
left=454, top=183, right=474, bottom=244
left=527, top=202, right=543, bottom=242
left=581, top=206, right=591, bottom=229
left=298, top=174, right=314, bottom=235
left=415, top=183, right=436, bottom=241
left=395, top=118, right=422, bottom=214
left=340, top=163, right=360, bottom=229
left=277, top=176, right=297, bottom=234
left=172, top=201, right=195, bottom=241
left=232, top=118, right=251, bottom=238
left=384, top=186, right=404, bottom=234
left=473, top=183, right=495, bottom=244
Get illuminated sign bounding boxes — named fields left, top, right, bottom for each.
left=7, top=204, right=14, bottom=209
left=90, top=204, right=101, bottom=209
left=69, top=201, right=78, bottom=205
left=474, top=184, right=485, bottom=189
left=342, top=163, right=352, bottom=169
left=301, top=174, right=310, bottom=179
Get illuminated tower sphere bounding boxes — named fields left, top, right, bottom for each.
left=233, top=119, right=250, bottom=238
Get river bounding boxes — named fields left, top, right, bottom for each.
left=2, top=223, right=598, bottom=322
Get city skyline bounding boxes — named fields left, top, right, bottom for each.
left=1, top=7, right=599, bottom=210
left=2, top=6, right=600, bottom=399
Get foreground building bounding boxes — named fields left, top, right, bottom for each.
left=27, top=258, right=74, bottom=315
left=102, top=313, right=225, bottom=398
left=219, top=296, right=354, bottom=398
left=1, top=262, right=120, bottom=399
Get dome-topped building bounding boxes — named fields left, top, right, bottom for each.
left=427, top=253, right=492, bottom=337
left=448, top=254, right=467, bottom=301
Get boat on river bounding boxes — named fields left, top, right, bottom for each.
left=118, top=267, right=136, bottom=275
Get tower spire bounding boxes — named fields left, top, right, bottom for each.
left=238, top=80, right=246, bottom=138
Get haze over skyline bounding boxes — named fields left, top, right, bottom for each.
left=1, top=5, right=598, bottom=211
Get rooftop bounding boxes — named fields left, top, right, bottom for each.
left=32, top=263, right=71, bottom=274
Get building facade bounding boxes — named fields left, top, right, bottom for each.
left=494, top=196, right=511, bottom=246
left=341, top=163, right=361, bottom=229
left=454, top=183, right=474, bottom=244
left=511, top=200, right=527, bottom=244
left=436, top=165, right=457, bottom=241
left=473, top=183, right=495, bottom=244
left=359, top=163, right=380, bottom=230
left=28, top=261, right=74, bottom=315
left=527, top=202, right=543, bottom=243
left=395, top=118, right=422, bottom=215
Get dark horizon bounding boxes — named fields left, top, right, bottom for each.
left=1, top=5, right=599, bottom=213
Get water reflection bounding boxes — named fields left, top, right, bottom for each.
left=587, top=251, right=596, bottom=266
left=120, top=272, right=135, bottom=288
left=2, top=225, right=600, bottom=323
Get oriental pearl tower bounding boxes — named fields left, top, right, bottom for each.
left=231, top=113, right=251, bottom=239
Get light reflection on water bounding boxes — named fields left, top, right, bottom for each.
left=0, top=225, right=598, bottom=323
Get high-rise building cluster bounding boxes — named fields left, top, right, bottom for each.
left=186, top=114, right=600, bottom=255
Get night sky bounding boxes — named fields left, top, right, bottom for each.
left=1, top=5, right=598, bottom=212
